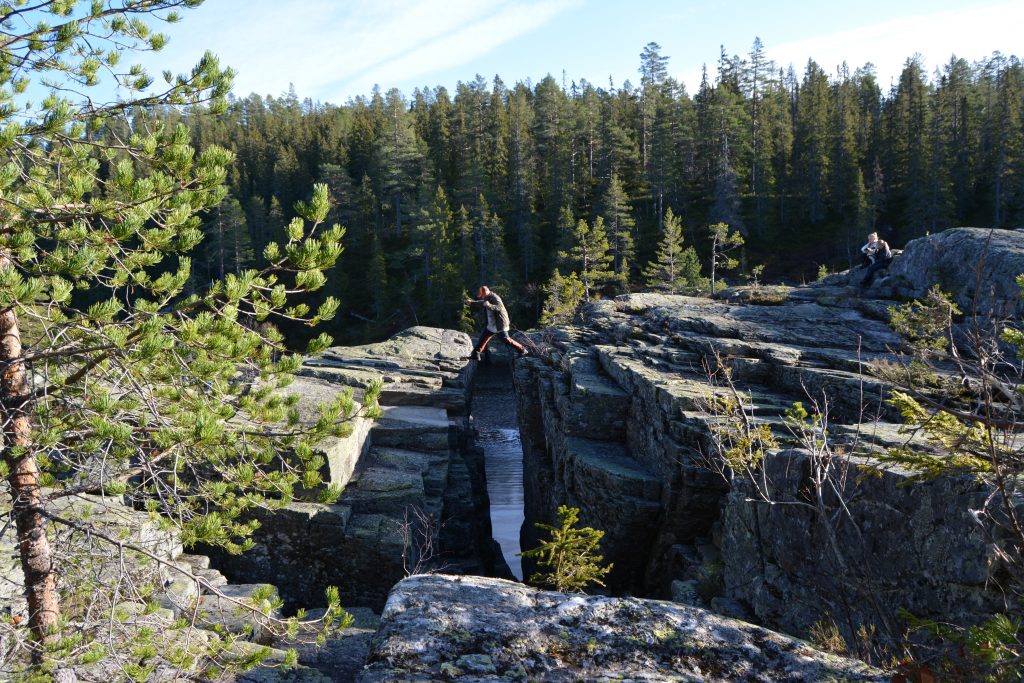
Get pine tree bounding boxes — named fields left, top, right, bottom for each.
left=833, top=64, right=870, bottom=251
left=885, top=57, right=933, bottom=236
left=555, top=204, right=578, bottom=265
left=366, top=233, right=389, bottom=323
left=192, top=196, right=253, bottom=291
left=743, top=37, right=775, bottom=235
left=456, top=289, right=478, bottom=334
left=0, top=2, right=369, bottom=674
left=708, top=222, right=745, bottom=294
left=933, top=57, right=978, bottom=225
left=473, top=196, right=512, bottom=291
left=642, top=209, right=706, bottom=292
left=710, top=137, right=744, bottom=232
left=507, top=84, right=538, bottom=279
left=533, top=75, right=574, bottom=224
left=639, top=42, right=670, bottom=175
left=991, top=59, right=1024, bottom=227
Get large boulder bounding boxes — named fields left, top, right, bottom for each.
left=889, top=227, right=1024, bottom=318
left=358, top=574, right=888, bottom=682
left=821, top=227, right=1024, bottom=318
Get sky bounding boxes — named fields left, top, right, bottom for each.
left=131, top=0, right=1022, bottom=104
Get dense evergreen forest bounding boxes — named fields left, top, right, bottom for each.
left=147, top=40, right=1024, bottom=343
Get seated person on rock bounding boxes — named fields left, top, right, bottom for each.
left=466, top=285, right=528, bottom=361
left=860, top=232, right=893, bottom=288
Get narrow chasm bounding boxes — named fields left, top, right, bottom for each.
left=471, top=358, right=525, bottom=580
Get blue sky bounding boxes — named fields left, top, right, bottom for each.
left=134, top=0, right=1022, bottom=103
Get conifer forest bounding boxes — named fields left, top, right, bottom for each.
left=4, top=1, right=1024, bottom=678
left=157, top=41, right=1024, bottom=343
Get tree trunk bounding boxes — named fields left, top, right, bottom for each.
left=0, top=250, right=58, bottom=647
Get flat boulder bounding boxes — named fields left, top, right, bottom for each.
left=359, top=574, right=888, bottom=683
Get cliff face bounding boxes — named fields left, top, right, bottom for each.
left=514, top=228, right=1024, bottom=644
left=207, top=326, right=508, bottom=611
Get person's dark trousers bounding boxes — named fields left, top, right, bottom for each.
left=861, top=257, right=892, bottom=288
left=474, top=329, right=525, bottom=355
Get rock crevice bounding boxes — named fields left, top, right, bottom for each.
left=206, top=326, right=508, bottom=612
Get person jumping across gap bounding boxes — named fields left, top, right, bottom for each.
left=859, top=231, right=893, bottom=289
left=466, top=285, right=528, bottom=361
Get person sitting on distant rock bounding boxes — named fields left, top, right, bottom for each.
left=860, top=232, right=893, bottom=288
left=859, top=236, right=876, bottom=268
left=466, top=285, right=528, bottom=361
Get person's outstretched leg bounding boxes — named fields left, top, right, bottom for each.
left=472, top=330, right=494, bottom=360
left=499, top=331, right=528, bottom=356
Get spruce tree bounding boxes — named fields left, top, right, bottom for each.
left=793, top=59, right=832, bottom=226
left=0, top=1, right=370, bottom=674
left=601, top=174, right=636, bottom=289
left=642, top=209, right=706, bottom=293
left=560, top=217, right=614, bottom=301
left=520, top=505, right=613, bottom=593
left=539, top=270, right=585, bottom=327
left=411, top=186, right=460, bottom=325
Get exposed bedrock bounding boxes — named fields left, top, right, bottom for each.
left=205, top=326, right=509, bottom=612
left=359, top=574, right=888, bottom=682
left=514, top=228, right=1024, bottom=645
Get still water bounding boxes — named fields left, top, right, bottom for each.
left=472, top=360, right=525, bottom=580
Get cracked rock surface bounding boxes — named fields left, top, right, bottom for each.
left=359, top=574, right=888, bottom=682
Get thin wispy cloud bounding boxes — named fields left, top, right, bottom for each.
left=334, top=0, right=582, bottom=100
left=142, top=0, right=579, bottom=102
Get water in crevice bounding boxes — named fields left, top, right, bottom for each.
left=471, top=359, right=524, bottom=580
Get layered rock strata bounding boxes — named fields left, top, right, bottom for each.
left=514, top=228, right=1023, bottom=646
left=359, top=573, right=888, bottom=682
left=206, top=326, right=507, bottom=612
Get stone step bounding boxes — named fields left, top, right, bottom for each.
left=365, top=446, right=439, bottom=472
left=341, top=466, right=428, bottom=516
left=365, top=447, right=450, bottom=500
left=555, top=353, right=629, bottom=440
left=159, top=555, right=228, bottom=594
left=564, top=437, right=661, bottom=501
left=378, top=384, right=468, bottom=414
left=156, top=560, right=201, bottom=616
left=371, top=405, right=452, bottom=452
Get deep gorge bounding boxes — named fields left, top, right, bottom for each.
left=10, top=229, right=1019, bottom=681
left=207, top=230, right=1022, bottom=678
